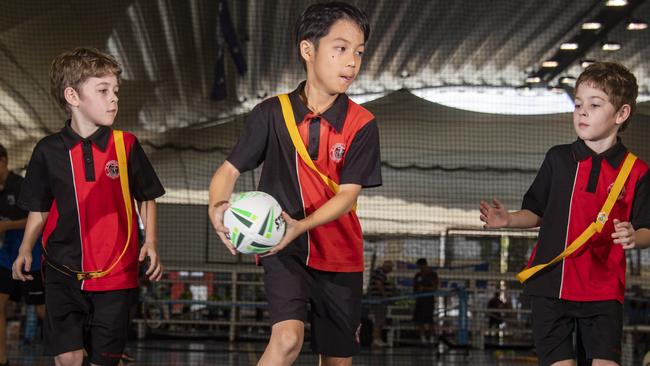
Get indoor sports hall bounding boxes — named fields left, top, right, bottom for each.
left=1, top=1, right=649, bottom=365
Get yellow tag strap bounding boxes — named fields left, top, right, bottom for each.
left=85, top=130, right=134, bottom=279
left=278, top=94, right=357, bottom=211
left=517, top=153, right=637, bottom=283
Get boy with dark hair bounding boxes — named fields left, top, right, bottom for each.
left=480, top=61, right=650, bottom=366
left=0, top=144, right=45, bottom=366
left=12, top=47, right=165, bottom=366
left=208, top=2, right=381, bottom=365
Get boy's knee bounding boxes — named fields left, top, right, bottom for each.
left=321, top=356, right=353, bottom=366
left=591, top=360, right=619, bottom=366
left=55, top=350, right=83, bottom=366
left=272, top=326, right=303, bottom=355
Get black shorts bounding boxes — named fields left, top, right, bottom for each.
left=262, top=254, right=363, bottom=358
left=413, top=296, right=434, bottom=324
left=0, top=266, right=44, bottom=305
left=531, top=296, right=622, bottom=365
left=43, top=266, right=135, bottom=366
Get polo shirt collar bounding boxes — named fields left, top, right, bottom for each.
left=288, top=81, right=349, bottom=132
left=60, top=120, right=111, bottom=151
left=571, top=138, right=628, bottom=168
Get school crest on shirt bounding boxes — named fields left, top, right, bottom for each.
left=329, top=143, right=346, bottom=162
left=607, top=182, right=626, bottom=201
left=5, top=194, right=15, bottom=206
left=105, top=160, right=120, bottom=179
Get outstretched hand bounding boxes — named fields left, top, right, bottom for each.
left=479, top=198, right=510, bottom=229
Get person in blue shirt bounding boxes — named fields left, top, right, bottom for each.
left=0, top=144, right=44, bottom=366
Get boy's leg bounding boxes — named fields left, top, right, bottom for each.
left=421, top=298, right=435, bottom=341
left=21, top=270, right=46, bottom=324
left=575, top=300, right=623, bottom=366
left=0, top=267, right=19, bottom=365
left=42, top=267, right=87, bottom=366
left=257, top=255, right=309, bottom=366
left=21, top=270, right=45, bottom=307
left=549, top=361, right=575, bottom=366
left=416, top=323, right=426, bottom=342
left=590, top=361, right=618, bottom=366
left=54, top=350, right=84, bottom=366
left=320, top=355, right=352, bottom=366
left=258, top=320, right=304, bottom=366
left=371, top=304, right=387, bottom=346
left=413, top=300, right=426, bottom=342
left=0, top=293, right=10, bottom=365
left=530, top=296, right=575, bottom=365
left=309, top=269, right=363, bottom=359
left=427, top=322, right=436, bottom=343
left=36, top=304, right=46, bottom=320
left=86, top=289, right=135, bottom=366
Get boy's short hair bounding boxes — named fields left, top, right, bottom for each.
left=0, top=143, right=6, bottom=160
left=50, top=47, right=122, bottom=113
left=295, top=2, right=370, bottom=63
left=416, top=258, right=427, bottom=266
left=575, top=61, right=638, bottom=132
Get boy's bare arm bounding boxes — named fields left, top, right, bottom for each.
left=139, top=200, right=161, bottom=280
left=13, top=211, right=48, bottom=281
left=139, top=200, right=157, bottom=245
left=139, top=200, right=162, bottom=281
left=268, top=183, right=361, bottom=254
left=208, top=161, right=241, bottom=255
left=480, top=198, right=541, bottom=229
left=506, top=210, right=543, bottom=228
left=0, top=218, right=27, bottom=233
left=635, top=228, right=650, bottom=249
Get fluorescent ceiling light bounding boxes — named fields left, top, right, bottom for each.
left=627, top=20, right=648, bottom=30
left=582, top=22, right=602, bottom=30
left=606, top=0, right=627, bottom=6
left=525, top=76, right=541, bottom=83
left=542, top=61, right=559, bottom=68
left=559, top=76, right=576, bottom=86
left=581, top=60, right=595, bottom=68
left=560, top=42, right=579, bottom=50
left=602, top=42, right=621, bottom=51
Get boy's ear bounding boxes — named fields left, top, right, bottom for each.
left=299, top=40, right=314, bottom=63
left=615, top=104, right=631, bottom=125
left=63, top=86, right=80, bottom=108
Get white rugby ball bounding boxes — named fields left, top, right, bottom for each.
left=223, top=191, right=285, bottom=254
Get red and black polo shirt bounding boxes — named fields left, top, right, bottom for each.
left=522, top=139, right=650, bottom=303
left=18, top=121, right=165, bottom=291
left=227, top=82, right=382, bottom=272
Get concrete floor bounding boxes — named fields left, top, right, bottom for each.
left=7, top=338, right=540, bottom=366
